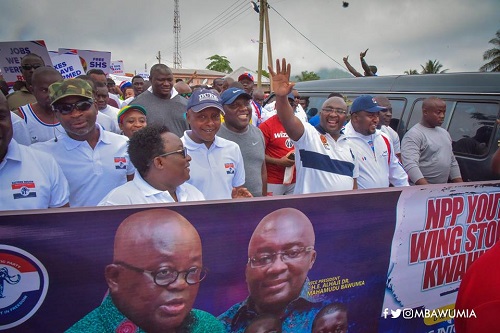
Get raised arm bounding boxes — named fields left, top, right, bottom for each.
left=360, top=49, right=374, bottom=76
left=343, top=55, right=363, bottom=77
left=268, top=58, right=304, bottom=141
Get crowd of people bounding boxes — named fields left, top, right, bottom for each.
left=0, top=53, right=466, bottom=210
left=0, top=53, right=493, bottom=333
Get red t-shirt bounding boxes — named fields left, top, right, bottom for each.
left=259, top=115, right=296, bottom=184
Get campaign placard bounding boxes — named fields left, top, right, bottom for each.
left=58, top=48, right=111, bottom=75
left=110, top=60, right=124, bottom=75
left=48, top=53, right=85, bottom=79
left=0, top=41, right=53, bottom=85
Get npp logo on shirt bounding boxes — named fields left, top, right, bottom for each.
left=114, top=157, right=127, bottom=170
left=11, top=181, right=37, bottom=199
left=225, top=163, right=235, bottom=174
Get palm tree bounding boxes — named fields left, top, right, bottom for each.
left=206, top=55, right=232, bottom=73
left=480, top=30, right=500, bottom=72
left=404, top=69, right=419, bottom=75
left=420, top=60, right=448, bottom=74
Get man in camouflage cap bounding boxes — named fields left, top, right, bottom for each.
left=31, top=78, right=135, bottom=207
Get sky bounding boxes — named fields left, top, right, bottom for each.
left=1, top=0, right=498, bottom=77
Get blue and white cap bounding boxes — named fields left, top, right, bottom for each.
left=187, top=89, right=224, bottom=113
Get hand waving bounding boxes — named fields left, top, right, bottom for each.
left=360, top=48, right=369, bottom=58
left=268, top=58, right=295, bottom=98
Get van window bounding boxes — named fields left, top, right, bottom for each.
left=450, top=102, right=499, bottom=156
left=404, top=99, right=454, bottom=134
left=388, top=99, right=406, bottom=133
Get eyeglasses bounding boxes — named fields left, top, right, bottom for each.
left=52, top=99, right=94, bottom=115
left=21, top=64, right=43, bottom=71
left=248, top=246, right=314, bottom=268
left=294, top=95, right=301, bottom=99
left=321, top=107, right=347, bottom=115
left=157, top=147, right=188, bottom=159
left=115, top=261, right=207, bottom=287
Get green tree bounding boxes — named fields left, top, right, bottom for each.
left=206, top=55, right=232, bottom=73
left=404, top=69, right=419, bottom=75
left=480, top=30, right=500, bottom=72
left=295, top=70, right=320, bottom=82
left=420, top=60, right=448, bottom=74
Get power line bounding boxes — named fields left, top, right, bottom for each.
left=181, top=0, right=247, bottom=46
left=268, top=4, right=349, bottom=72
left=181, top=1, right=250, bottom=50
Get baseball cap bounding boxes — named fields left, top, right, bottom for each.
left=238, top=72, right=254, bottom=82
left=350, top=95, right=387, bottom=113
left=49, top=78, right=94, bottom=105
left=119, top=81, right=132, bottom=91
left=221, top=87, right=252, bottom=105
left=117, top=104, right=147, bottom=124
left=187, top=89, right=224, bottom=113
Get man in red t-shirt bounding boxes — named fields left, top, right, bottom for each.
left=259, top=114, right=296, bottom=195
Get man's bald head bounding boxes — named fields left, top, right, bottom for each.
left=246, top=208, right=316, bottom=314
left=113, top=209, right=201, bottom=262
left=249, top=208, right=315, bottom=254
left=150, top=64, right=172, bottom=78
left=173, top=81, right=192, bottom=95
left=31, top=66, right=63, bottom=87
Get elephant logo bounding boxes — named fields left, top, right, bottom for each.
left=0, top=267, right=21, bottom=298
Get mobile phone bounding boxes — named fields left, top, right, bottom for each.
left=288, top=153, right=295, bottom=160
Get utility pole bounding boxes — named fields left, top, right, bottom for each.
left=173, top=0, right=182, bottom=68
left=257, top=0, right=265, bottom=89
left=263, top=0, right=273, bottom=90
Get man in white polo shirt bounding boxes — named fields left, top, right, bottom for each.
left=0, top=92, right=69, bottom=210
left=32, top=78, right=135, bottom=207
left=269, top=58, right=359, bottom=194
left=99, top=124, right=204, bottom=205
left=181, top=89, right=251, bottom=200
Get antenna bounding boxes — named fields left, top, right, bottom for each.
left=173, top=0, right=182, bottom=69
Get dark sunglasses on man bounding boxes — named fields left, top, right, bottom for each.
left=21, top=64, right=43, bottom=71
left=52, top=99, right=94, bottom=115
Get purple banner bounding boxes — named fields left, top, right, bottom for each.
left=0, top=189, right=400, bottom=332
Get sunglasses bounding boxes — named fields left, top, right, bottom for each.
left=52, top=99, right=94, bottom=115
left=180, top=92, right=192, bottom=98
left=21, top=64, right=43, bottom=71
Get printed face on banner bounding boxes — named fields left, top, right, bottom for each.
left=246, top=208, right=316, bottom=313
left=109, top=213, right=203, bottom=333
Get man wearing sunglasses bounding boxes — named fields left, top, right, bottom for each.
left=32, top=78, right=135, bottom=207
left=98, top=125, right=204, bottom=205
left=66, top=209, right=224, bottom=332
left=7, top=53, right=45, bottom=112
left=219, top=208, right=324, bottom=333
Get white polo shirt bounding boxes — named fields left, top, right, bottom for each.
left=32, top=125, right=135, bottom=207
left=99, top=105, right=121, bottom=133
left=293, top=123, right=359, bottom=194
left=98, top=171, right=205, bottom=205
left=181, top=131, right=245, bottom=200
left=0, top=140, right=69, bottom=210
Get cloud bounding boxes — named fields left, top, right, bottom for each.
left=1, top=0, right=498, bottom=77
